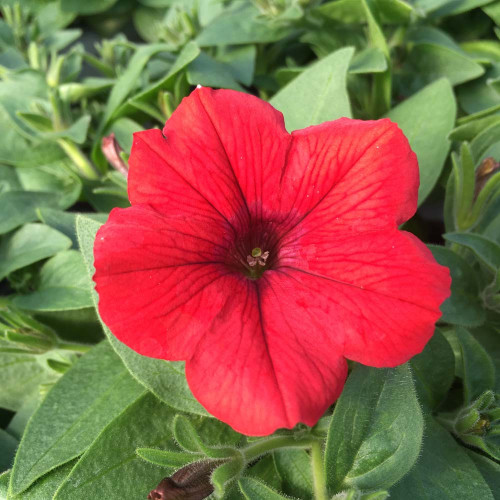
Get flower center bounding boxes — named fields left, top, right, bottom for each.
left=245, top=247, right=270, bottom=278
left=223, top=211, right=285, bottom=279
left=247, top=247, right=270, bottom=267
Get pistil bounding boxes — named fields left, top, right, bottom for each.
left=247, top=248, right=270, bottom=267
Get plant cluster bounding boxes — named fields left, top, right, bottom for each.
left=0, top=0, right=499, bottom=499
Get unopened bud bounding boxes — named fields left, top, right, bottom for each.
left=148, top=461, right=216, bottom=500
left=474, top=157, right=500, bottom=200
left=101, top=133, right=128, bottom=178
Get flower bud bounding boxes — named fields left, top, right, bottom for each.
left=101, top=133, right=128, bottom=178
left=148, top=461, right=216, bottom=500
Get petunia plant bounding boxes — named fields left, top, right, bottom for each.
left=0, top=1, right=500, bottom=499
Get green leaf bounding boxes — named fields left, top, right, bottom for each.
left=461, top=40, right=500, bottom=64
left=473, top=325, right=500, bottom=392
left=59, top=78, right=115, bottom=103
left=455, top=327, right=495, bottom=403
left=389, top=417, right=494, bottom=500
left=9, top=342, right=145, bottom=495
left=0, top=191, right=61, bottom=235
left=6, top=395, right=41, bottom=441
left=407, top=43, right=485, bottom=87
left=325, top=364, right=423, bottom=493
left=449, top=115, right=500, bottom=142
left=76, top=215, right=209, bottom=416
left=115, top=41, right=200, bottom=120
left=270, top=47, right=353, bottom=131
left=386, top=79, right=456, bottom=204
left=0, top=352, right=55, bottom=412
left=136, top=448, right=202, bottom=467
left=410, top=329, right=455, bottom=410
left=98, top=43, right=170, bottom=132
left=7, top=462, right=75, bottom=500
left=16, top=113, right=53, bottom=133
left=187, top=51, right=244, bottom=91
left=218, top=45, right=256, bottom=86
left=0, top=471, right=7, bottom=499
left=246, top=455, right=281, bottom=492
left=173, top=415, right=238, bottom=459
left=458, top=65, right=500, bottom=115
left=15, top=164, right=81, bottom=212
left=36, top=209, right=108, bottom=249
left=349, top=47, right=388, bottom=74
left=13, top=250, right=93, bottom=311
left=196, top=2, right=293, bottom=46
left=0, top=429, right=17, bottom=473
left=0, top=224, right=71, bottom=281
left=431, top=0, right=495, bottom=17
left=470, top=121, right=500, bottom=162
left=484, top=1, right=500, bottom=25
left=53, top=393, right=178, bottom=500
left=109, top=117, right=143, bottom=154
left=467, top=450, right=500, bottom=498
left=429, top=245, right=486, bottom=326
left=362, top=0, right=391, bottom=116
left=444, top=233, right=500, bottom=272
left=0, top=165, right=21, bottom=194
left=239, top=477, right=291, bottom=500
left=60, top=0, right=119, bottom=15
left=43, top=115, right=91, bottom=145
left=273, top=449, right=313, bottom=499
left=318, top=0, right=414, bottom=24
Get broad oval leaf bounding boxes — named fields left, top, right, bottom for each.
left=6, top=462, right=75, bottom=500
left=429, top=245, right=486, bottom=326
left=0, top=224, right=71, bottom=281
left=270, top=46, right=354, bottom=131
left=273, top=449, right=313, bottom=499
left=325, top=364, right=423, bottom=493
left=410, top=329, right=455, bottom=410
left=455, top=327, right=495, bottom=403
left=9, top=342, right=145, bottom=495
left=0, top=191, right=61, bottom=235
left=386, top=78, right=456, bottom=204
left=13, top=250, right=94, bottom=311
left=390, top=417, right=494, bottom=500
left=239, top=477, right=293, bottom=500
left=53, top=393, right=178, bottom=500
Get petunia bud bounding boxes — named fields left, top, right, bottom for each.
left=148, top=461, right=216, bottom=500
left=439, top=390, right=500, bottom=460
left=101, top=133, right=129, bottom=178
left=474, top=157, right=500, bottom=200
left=0, top=306, right=57, bottom=354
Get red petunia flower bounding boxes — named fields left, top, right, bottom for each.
left=93, top=87, right=451, bottom=436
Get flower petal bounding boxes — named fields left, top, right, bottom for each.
left=278, top=118, right=419, bottom=235
left=128, top=87, right=292, bottom=227
left=93, top=205, right=235, bottom=359
left=186, top=276, right=347, bottom=436
left=279, top=228, right=451, bottom=367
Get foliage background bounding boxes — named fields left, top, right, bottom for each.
left=0, top=0, right=500, bottom=498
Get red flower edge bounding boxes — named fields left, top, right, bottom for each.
left=94, top=87, right=451, bottom=436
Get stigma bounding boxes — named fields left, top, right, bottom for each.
left=247, top=248, right=270, bottom=267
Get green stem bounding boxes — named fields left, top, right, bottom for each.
left=243, top=435, right=315, bottom=462
left=311, top=441, right=327, bottom=500
left=57, top=341, right=92, bottom=354
left=57, top=139, right=100, bottom=180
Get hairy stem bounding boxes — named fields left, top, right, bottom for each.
left=311, top=440, right=328, bottom=500
left=243, top=435, right=316, bottom=462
